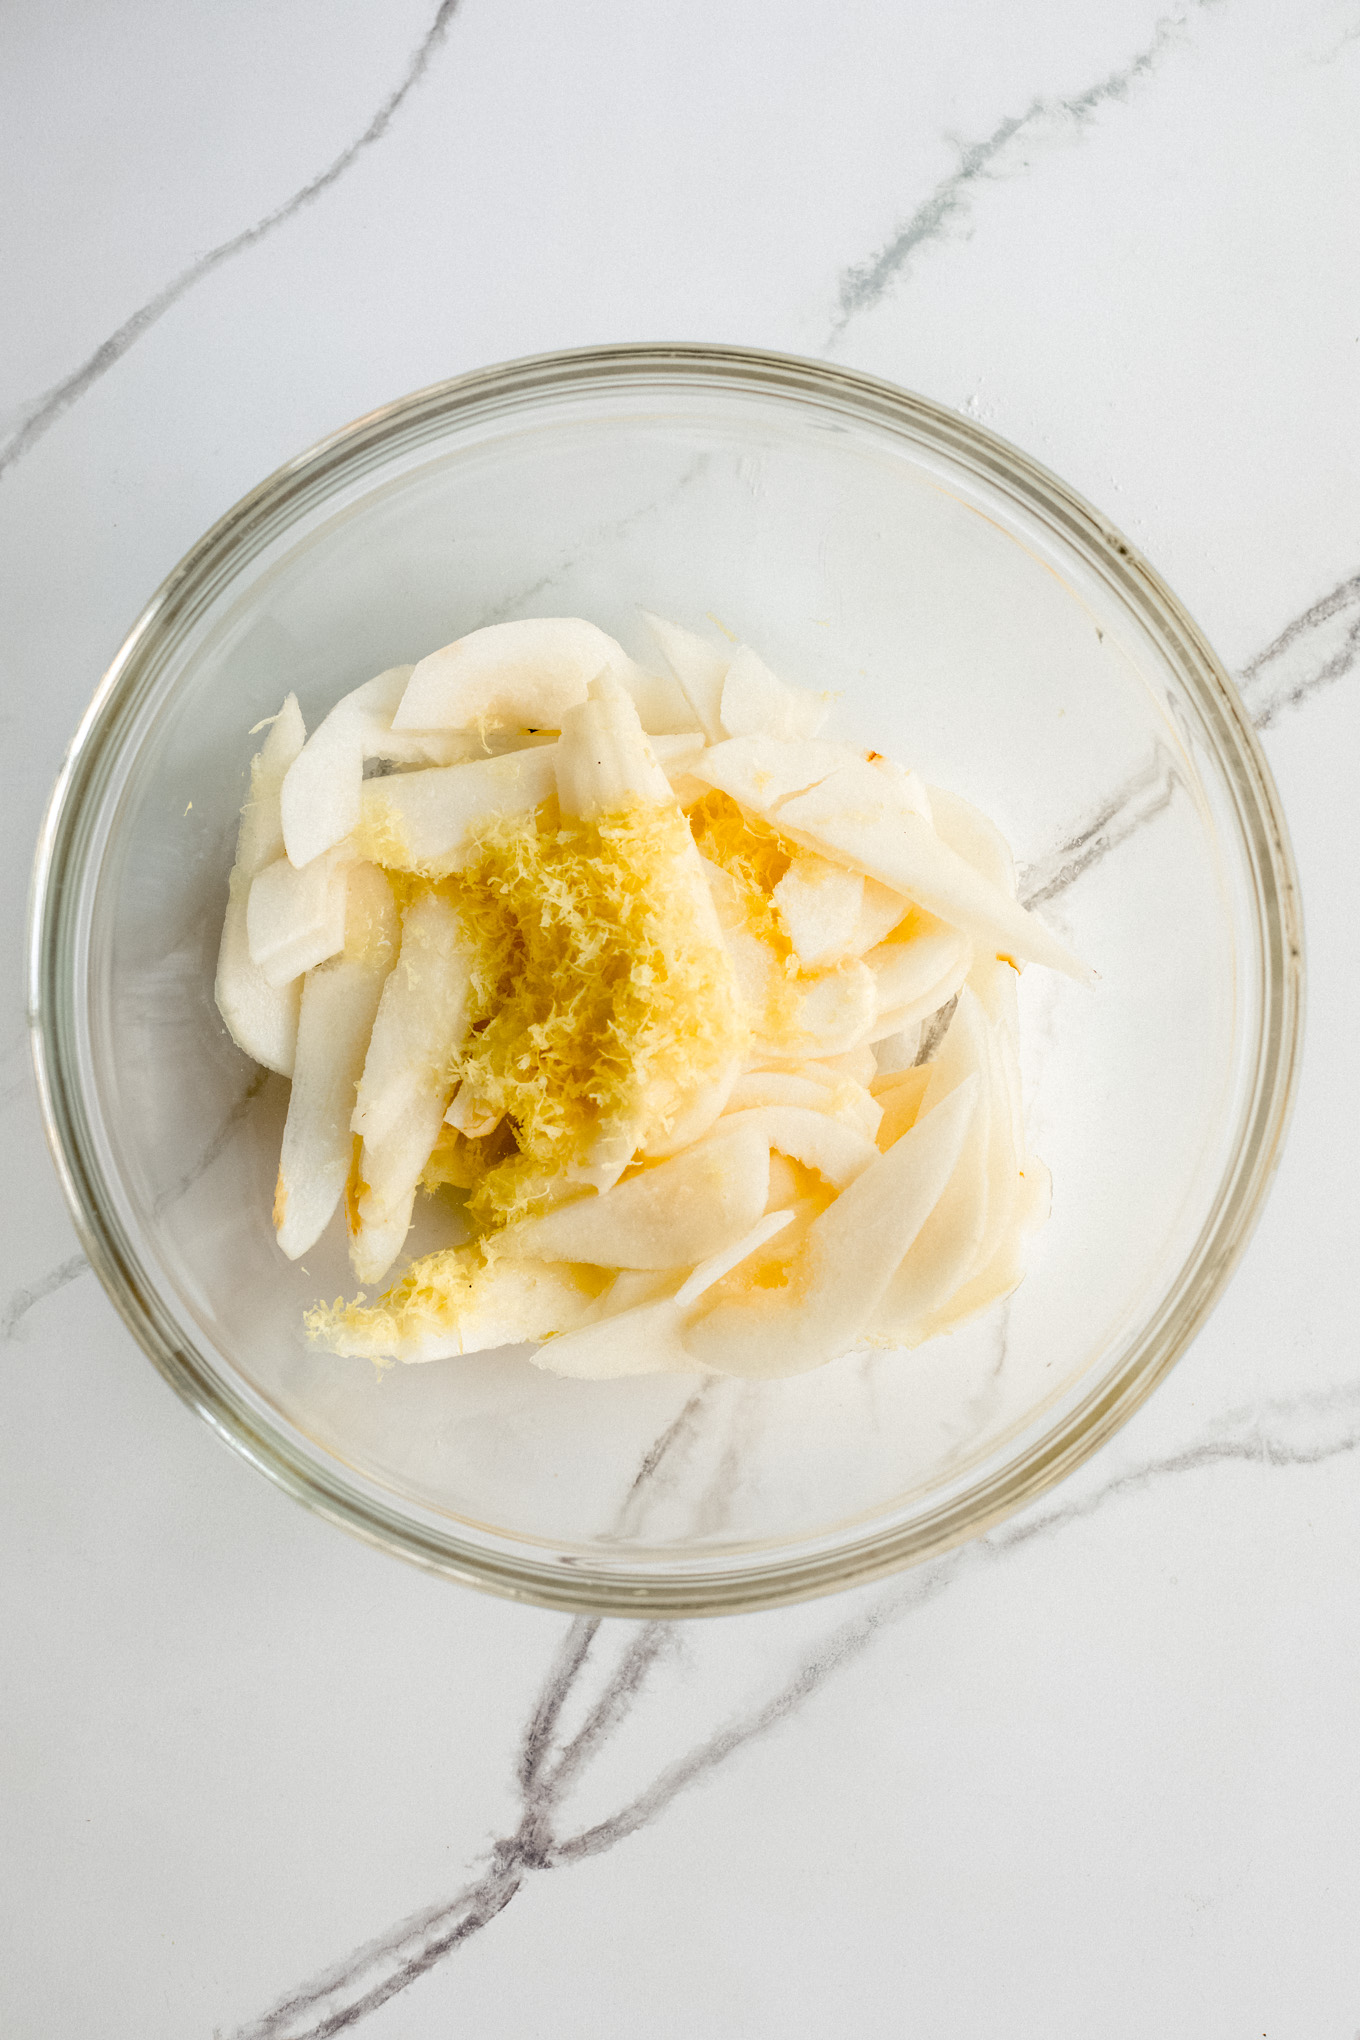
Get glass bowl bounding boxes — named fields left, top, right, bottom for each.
left=29, top=345, right=1302, bottom=1615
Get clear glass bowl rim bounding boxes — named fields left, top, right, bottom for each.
left=27, top=342, right=1305, bottom=1616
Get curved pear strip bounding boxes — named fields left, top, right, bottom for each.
left=914, top=1155, right=1051, bottom=1343
left=772, top=855, right=864, bottom=969
left=215, top=696, right=306, bottom=1073
left=350, top=1088, right=450, bottom=1286
left=393, top=618, right=630, bottom=733
left=500, top=1121, right=771, bottom=1268
left=672, top=1209, right=796, bottom=1308
left=719, top=645, right=830, bottom=742
left=555, top=670, right=674, bottom=818
left=532, top=1289, right=708, bottom=1379
left=689, top=733, right=853, bottom=814
left=309, top=1248, right=602, bottom=1362
left=926, top=784, right=1018, bottom=897
left=619, top=666, right=703, bottom=736
left=873, top=1066, right=932, bottom=1151
left=354, top=744, right=559, bottom=876
left=865, top=953, right=972, bottom=1044
left=716, top=1105, right=877, bottom=1189
left=870, top=991, right=993, bottom=1335
left=727, top=1071, right=840, bottom=1114
left=682, top=1078, right=980, bottom=1378
left=274, top=865, right=398, bottom=1260
left=352, top=892, right=473, bottom=1149
left=246, top=844, right=351, bottom=989
left=280, top=669, right=410, bottom=868
left=847, top=877, right=913, bottom=957
left=641, top=613, right=729, bottom=741
left=775, top=760, right=1092, bottom=983
left=786, top=961, right=878, bottom=1057
left=641, top=1057, right=740, bottom=1159
left=865, top=925, right=971, bottom=1018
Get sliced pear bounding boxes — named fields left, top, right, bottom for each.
left=873, top=1066, right=932, bottom=1150
left=354, top=744, right=559, bottom=875
left=215, top=696, right=307, bottom=1073
left=392, top=618, right=631, bottom=733
left=641, top=613, right=730, bottom=740
left=499, top=1119, right=770, bottom=1268
left=274, top=864, right=398, bottom=1260
left=926, top=784, right=1017, bottom=897
left=279, top=669, right=412, bottom=869
left=865, top=924, right=971, bottom=1024
left=531, top=1287, right=707, bottom=1379
left=784, top=960, right=878, bottom=1057
left=352, top=892, right=473, bottom=1149
left=682, top=1077, right=980, bottom=1377
left=719, top=645, right=830, bottom=742
left=689, top=734, right=853, bottom=814
left=726, top=1071, right=841, bottom=1114
left=444, top=1087, right=503, bottom=1139
left=716, top=1105, right=877, bottom=1189
left=555, top=669, right=675, bottom=817
left=870, top=990, right=993, bottom=1335
left=350, top=1087, right=449, bottom=1286
left=640, top=1056, right=740, bottom=1159
left=772, top=854, right=864, bottom=969
left=246, top=844, right=351, bottom=988
left=846, top=877, right=913, bottom=957
left=913, top=1155, right=1050, bottom=1342
left=619, top=666, right=703, bottom=735
left=308, top=1246, right=603, bottom=1362
left=776, top=759, right=1092, bottom=983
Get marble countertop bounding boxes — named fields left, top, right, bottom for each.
left=4, top=3, right=1359, bottom=2033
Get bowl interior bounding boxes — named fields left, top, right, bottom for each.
left=38, top=350, right=1295, bottom=1611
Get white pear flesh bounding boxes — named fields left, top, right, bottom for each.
left=246, top=845, right=351, bottom=988
left=531, top=1288, right=709, bottom=1379
left=846, top=877, right=913, bottom=957
left=618, top=666, right=703, bottom=735
left=499, top=1120, right=771, bottom=1269
left=772, top=854, right=864, bottom=969
left=355, top=743, right=559, bottom=875
left=785, top=960, right=878, bottom=1057
left=926, top=784, right=1018, bottom=897
left=715, top=1105, right=878, bottom=1189
left=641, top=613, right=729, bottom=740
left=214, top=695, right=306, bottom=1073
left=719, top=645, right=830, bottom=742
left=352, top=891, right=473, bottom=1149
left=682, top=1077, right=980, bottom=1378
left=274, top=864, right=398, bottom=1260
left=444, top=1088, right=502, bottom=1139
left=279, top=669, right=410, bottom=869
left=775, top=759, right=1092, bottom=983
left=689, top=734, right=853, bottom=813
left=317, top=1251, right=602, bottom=1362
left=640, top=1057, right=740, bottom=1159
left=554, top=670, right=675, bottom=818
left=865, top=924, right=971, bottom=1019
left=870, top=990, right=994, bottom=1335
left=350, top=1087, right=450, bottom=1286
left=392, top=618, right=631, bottom=733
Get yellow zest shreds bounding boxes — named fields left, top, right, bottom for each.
left=687, top=790, right=794, bottom=961
left=440, top=800, right=745, bottom=1227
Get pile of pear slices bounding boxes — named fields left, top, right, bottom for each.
left=214, top=614, right=1090, bottom=1380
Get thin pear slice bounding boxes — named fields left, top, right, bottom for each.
left=784, top=961, right=878, bottom=1057
left=716, top=1105, right=878, bottom=1189
left=392, top=618, right=631, bottom=732
left=499, top=1120, right=771, bottom=1268
left=772, top=854, right=864, bottom=969
left=280, top=669, right=411, bottom=869
left=689, top=733, right=854, bottom=814
left=308, top=1247, right=602, bottom=1362
left=555, top=669, right=675, bottom=817
left=532, top=1210, right=796, bottom=1379
left=619, top=666, right=703, bottom=735
left=846, top=877, right=913, bottom=957
left=641, top=612, right=729, bottom=740
left=926, top=784, right=1018, bottom=897
left=870, top=990, right=993, bottom=1335
left=727, top=1071, right=883, bottom=1142
left=215, top=695, right=306, bottom=1073
left=354, top=744, right=559, bottom=875
left=682, top=1077, right=980, bottom=1378
left=641, top=1056, right=740, bottom=1159
left=352, top=892, right=474, bottom=1149
left=274, top=864, right=398, bottom=1260
left=350, top=1088, right=449, bottom=1286
left=865, top=924, right=971, bottom=1020
left=775, top=759, right=1092, bottom=983
left=246, top=844, right=351, bottom=988
left=444, top=1088, right=502, bottom=1139
left=873, top=1066, right=932, bottom=1150
left=719, top=645, right=830, bottom=742
left=913, top=1156, right=1051, bottom=1343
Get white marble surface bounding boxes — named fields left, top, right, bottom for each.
left=3, top=2, right=1359, bottom=2032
